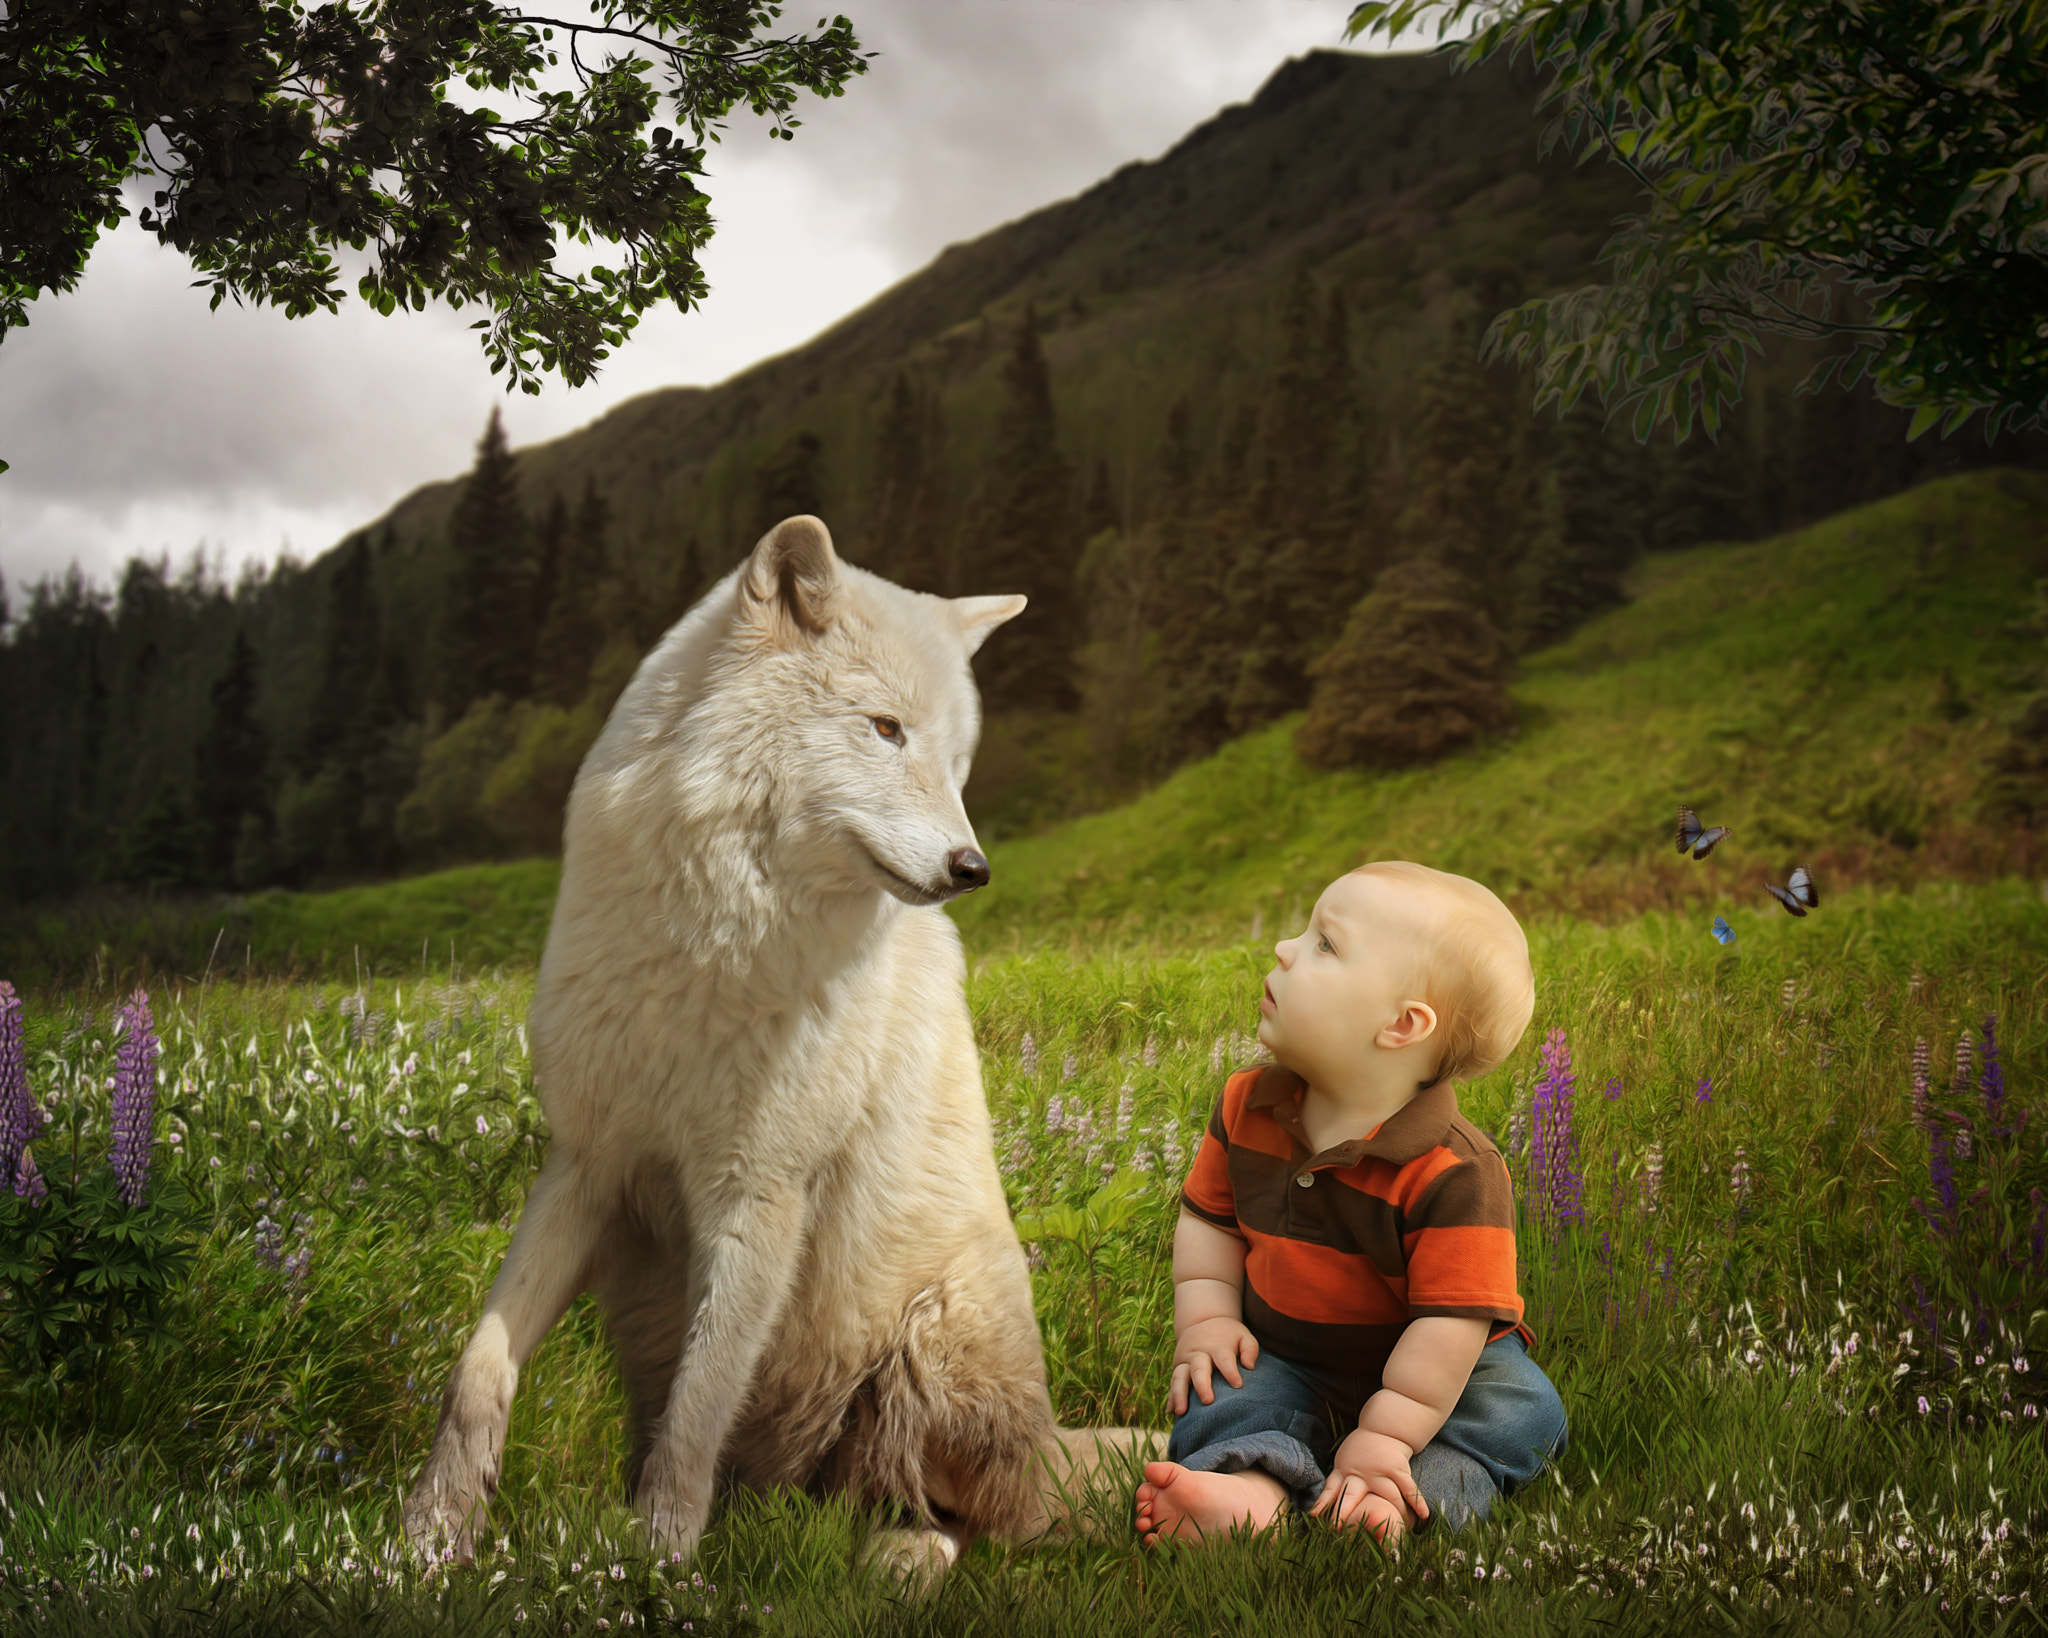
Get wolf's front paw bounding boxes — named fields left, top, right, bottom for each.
left=402, top=1476, right=483, bottom=1568
left=635, top=1451, right=712, bottom=1561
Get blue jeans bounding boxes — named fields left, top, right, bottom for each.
left=1165, top=1332, right=1567, bottom=1531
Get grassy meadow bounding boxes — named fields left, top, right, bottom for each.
left=3, top=472, right=2047, bottom=1634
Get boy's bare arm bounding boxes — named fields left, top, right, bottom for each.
left=1170, top=1208, right=1257, bottom=1415
left=1362, top=1315, right=1492, bottom=1451
left=1314, top=1316, right=1491, bottom=1527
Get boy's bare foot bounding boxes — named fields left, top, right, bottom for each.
left=1133, top=1461, right=1289, bottom=1547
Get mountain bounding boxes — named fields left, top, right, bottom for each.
left=4, top=48, right=2043, bottom=902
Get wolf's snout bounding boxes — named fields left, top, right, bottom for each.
left=947, top=847, right=991, bottom=892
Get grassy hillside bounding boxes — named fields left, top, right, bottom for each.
left=7, top=469, right=2041, bottom=991
left=950, top=470, right=2048, bottom=951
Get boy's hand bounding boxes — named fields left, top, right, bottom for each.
left=1170, top=1318, right=1259, bottom=1415
left=1311, top=1427, right=1429, bottom=1531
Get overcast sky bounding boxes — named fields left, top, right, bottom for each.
left=0, top=0, right=1368, bottom=601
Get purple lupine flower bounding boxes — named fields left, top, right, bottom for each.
left=1911, top=1037, right=1931, bottom=1133
left=1019, top=1032, right=1038, bottom=1079
left=253, top=1214, right=284, bottom=1269
left=1952, top=1032, right=1974, bottom=1102
left=1530, top=1028, right=1581, bottom=1230
left=1044, top=1094, right=1065, bottom=1133
left=1116, top=1084, right=1135, bottom=1141
left=1914, top=1118, right=1960, bottom=1237
left=0, top=980, right=45, bottom=1199
left=1603, top=1077, right=1623, bottom=1101
left=1979, top=1015, right=2008, bottom=1140
left=110, top=987, right=159, bottom=1209
left=1695, top=1075, right=1713, bottom=1106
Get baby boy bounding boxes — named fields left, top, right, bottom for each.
left=1134, top=861, right=1566, bottom=1547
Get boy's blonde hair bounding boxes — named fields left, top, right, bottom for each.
left=1351, top=861, right=1534, bottom=1087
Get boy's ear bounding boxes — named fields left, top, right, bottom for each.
left=1374, top=1000, right=1438, bottom=1052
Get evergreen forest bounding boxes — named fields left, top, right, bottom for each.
left=4, top=48, right=2044, bottom=904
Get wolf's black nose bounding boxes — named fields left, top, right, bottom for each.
left=947, top=847, right=991, bottom=891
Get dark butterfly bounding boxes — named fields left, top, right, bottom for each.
left=1711, top=916, right=1737, bottom=946
left=1676, top=805, right=1732, bottom=860
left=1765, top=865, right=1819, bottom=917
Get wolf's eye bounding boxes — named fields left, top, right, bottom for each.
left=870, top=715, right=905, bottom=746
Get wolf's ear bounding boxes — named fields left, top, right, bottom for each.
left=954, top=594, right=1027, bottom=657
left=741, top=515, right=841, bottom=641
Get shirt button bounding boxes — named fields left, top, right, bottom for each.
left=1295, top=1172, right=1315, bottom=1188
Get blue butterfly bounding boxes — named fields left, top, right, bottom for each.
left=1765, top=865, right=1820, bottom=917
left=1711, top=916, right=1737, bottom=945
left=1676, top=805, right=1732, bottom=860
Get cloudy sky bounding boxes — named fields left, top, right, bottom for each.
left=0, top=0, right=1374, bottom=600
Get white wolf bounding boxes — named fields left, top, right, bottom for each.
left=404, top=516, right=1127, bottom=1581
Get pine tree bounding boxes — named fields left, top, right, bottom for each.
left=1209, top=274, right=1367, bottom=737
left=1158, top=393, right=1195, bottom=508
left=1396, top=321, right=1534, bottom=628
left=755, top=430, right=824, bottom=539
left=1084, top=457, right=1119, bottom=542
left=192, top=627, right=269, bottom=883
left=1266, top=265, right=1333, bottom=528
left=975, top=305, right=1081, bottom=711
left=531, top=492, right=569, bottom=652
left=872, top=377, right=949, bottom=593
left=667, top=536, right=705, bottom=632
left=1295, top=557, right=1517, bottom=770
left=629, top=533, right=706, bottom=651
left=304, top=534, right=381, bottom=771
left=115, top=778, right=206, bottom=889
left=534, top=481, right=611, bottom=705
left=438, top=408, right=533, bottom=719
left=868, top=373, right=922, bottom=578
left=1514, top=404, right=1643, bottom=652
left=1151, top=511, right=1244, bottom=761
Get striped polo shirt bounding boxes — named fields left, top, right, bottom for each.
left=1181, top=1063, right=1530, bottom=1423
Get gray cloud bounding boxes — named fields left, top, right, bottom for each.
left=0, top=0, right=1353, bottom=598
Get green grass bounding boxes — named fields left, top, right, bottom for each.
left=3, top=879, right=2045, bottom=1633
left=0, top=860, right=562, bottom=992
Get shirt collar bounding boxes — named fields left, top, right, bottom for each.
left=1247, top=1063, right=1460, bottom=1167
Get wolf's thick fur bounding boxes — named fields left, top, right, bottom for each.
left=403, top=518, right=1131, bottom=1579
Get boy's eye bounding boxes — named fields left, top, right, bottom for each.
left=1317, top=934, right=1333, bottom=954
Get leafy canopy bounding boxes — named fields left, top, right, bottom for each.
left=0, top=0, right=866, bottom=410
left=1347, top=1, right=2048, bottom=441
